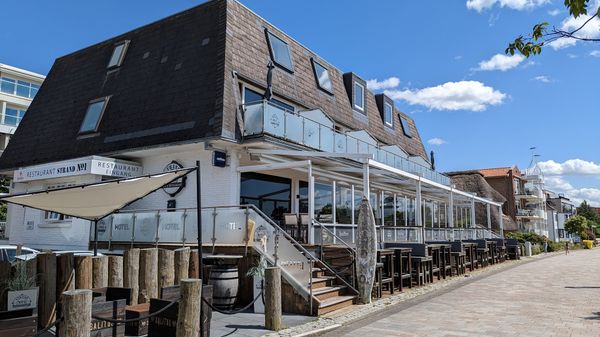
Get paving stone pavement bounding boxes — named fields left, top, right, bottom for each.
left=329, top=249, right=600, bottom=337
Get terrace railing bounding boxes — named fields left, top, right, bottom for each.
left=243, top=101, right=451, bottom=185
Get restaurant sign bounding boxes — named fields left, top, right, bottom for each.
left=14, top=156, right=143, bottom=183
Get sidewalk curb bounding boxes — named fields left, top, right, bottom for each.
left=291, top=324, right=341, bottom=337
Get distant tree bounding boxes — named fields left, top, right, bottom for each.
left=0, top=175, right=9, bottom=221
left=506, top=0, right=600, bottom=57
left=576, top=200, right=600, bottom=226
left=564, top=215, right=589, bottom=237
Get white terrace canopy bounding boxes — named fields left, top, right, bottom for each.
left=242, top=148, right=505, bottom=243
left=0, top=167, right=197, bottom=254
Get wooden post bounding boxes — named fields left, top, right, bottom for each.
left=60, top=289, right=92, bottom=337
left=92, top=255, right=108, bottom=288
left=37, top=252, right=57, bottom=329
left=158, top=249, right=175, bottom=289
left=188, top=249, right=199, bottom=279
left=264, top=267, right=282, bottom=331
left=124, top=249, right=140, bottom=305
left=174, top=247, right=190, bottom=285
left=75, top=256, right=93, bottom=289
left=0, top=261, right=10, bottom=311
left=176, top=279, right=202, bottom=337
left=139, top=248, right=158, bottom=303
left=56, top=253, right=75, bottom=307
left=108, top=255, right=124, bottom=287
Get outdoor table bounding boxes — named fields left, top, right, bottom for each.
left=438, top=243, right=453, bottom=278
left=426, top=244, right=443, bottom=281
left=377, top=249, right=395, bottom=295
left=462, top=242, right=477, bottom=272
left=487, top=241, right=497, bottom=265
left=383, top=243, right=431, bottom=287
left=390, top=247, right=412, bottom=292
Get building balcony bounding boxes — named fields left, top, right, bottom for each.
left=243, top=101, right=451, bottom=185
left=514, top=188, right=543, bottom=200
left=516, top=209, right=545, bottom=219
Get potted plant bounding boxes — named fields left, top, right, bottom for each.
left=247, top=255, right=268, bottom=313
left=5, top=261, right=38, bottom=311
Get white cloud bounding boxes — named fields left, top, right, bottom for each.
left=454, top=55, right=463, bottom=60
left=533, top=75, right=551, bottom=83
left=538, top=159, right=600, bottom=176
left=427, top=138, right=447, bottom=146
left=547, top=9, right=561, bottom=16
left=545, top=176, right=600, bottom=207
left=549, top=13, right=600, bottom=50
left=477, top=53, right=525, bottom=71
left=466, top=0, right=549, bottom=12
left=590, top=50, right=600, bottom=57
left=567, top=53, right=578, bottom=58
left=366, top=77, right=400, bottom=91
left=385, top=80, right=506, bottom=112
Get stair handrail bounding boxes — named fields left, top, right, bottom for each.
left=247, top=205, right=359, bottom=296
left=313, top=220, right=357, bottom=290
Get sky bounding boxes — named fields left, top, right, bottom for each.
left=1, top=0, right=600, bottom=205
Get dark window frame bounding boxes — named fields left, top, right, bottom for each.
left=107, top=40, right=130, bottom=69
left=311, top=58, right=333, bottom=95
left=399, top=115, right=413, bottom=138
left=79, top=96, right=110, bottom=134
left=265, top=29, right=294, bottom=73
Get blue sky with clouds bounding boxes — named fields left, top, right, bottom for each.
left=1, top=0, right=600, bottom=205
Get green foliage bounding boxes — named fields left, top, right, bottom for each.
left=531, top=244, right=542, bottom=255
left=246, top=255, right=268, bottom=278
left=0, top=175, right=9, bottom=221
left=4, top=261, right=37, bottom=291
left=576, top=201, right=600, bottom=226
left=564, top=215, right=589, bottom=236
left=505, top=231, right=546, bottom=245
left=565, top=0, right=591, bottom=18
left=547, top=241, right=562, bottom=252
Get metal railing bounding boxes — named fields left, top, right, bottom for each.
left=314, top=220, right=357, bottom=289
left=243, top=101, right=451, bottom=185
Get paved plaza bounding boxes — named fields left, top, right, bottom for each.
left=329, top=249, right=600, bottom=337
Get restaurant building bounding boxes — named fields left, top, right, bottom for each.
left=0, top=0, right=503, bottom=310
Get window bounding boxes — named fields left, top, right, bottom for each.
left=3, top=107, right=26, bottom=126
left=383, top=102, right=393, bottom=127
left=399, top=116, right=412, bottom=138
left=311, top=59, right=333, bottom=93
left=107, top=41, right=130, bottom=68
left=266, top=31, right=294, bottom=72
left=243, top=87, right=295, bottom=112
left=353, top=82, right=364, bottom=112
left=240, top=173, right=291, bottom=224
left=80, top=97, right=109, bottom=133
left=0, top=77, right=39, bottom=98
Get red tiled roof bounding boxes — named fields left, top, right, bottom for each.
left=478, top=167, right=521, bottom=178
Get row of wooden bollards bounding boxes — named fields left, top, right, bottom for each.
left=36, top=247, right=200, bottom=329
left=59, top=279, right=203, bottom=337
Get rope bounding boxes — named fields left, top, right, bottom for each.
left=202, top=290, right=263, bottom=315
left=91, top=297, right=181, bottom=325
left=33, top=316, right=62, bottom=337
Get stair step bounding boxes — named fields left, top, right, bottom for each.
left=310, top=276, right=336, bottom=289
left=316, top=295, right=356, bottom=315
left=311, top=286, right=347, bottom=301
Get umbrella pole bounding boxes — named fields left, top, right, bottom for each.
left=196, top=161, right=204, bottom=336
left=94, top=219, right=98, bottom=256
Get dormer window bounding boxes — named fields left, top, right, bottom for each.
left=107, top=40, right=130, bottom=68
left=79, top=97, right=109, bottom=134
left=384, top=102, right=393, bottom=127
left=311, top=59, right=333, bottom=94
left=399, top=116, right=412, bottom=138
left=266, top=30, right=293, bottom=72
left=353, top=82, right=364, bottom=112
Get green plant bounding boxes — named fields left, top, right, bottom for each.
left=5, top=261, right=36, bottom=292
left=547, top=241, right=562, bottom=252
left=246, top=255, right=268, bottom=278
left=531, top=244, right=542, bottom=255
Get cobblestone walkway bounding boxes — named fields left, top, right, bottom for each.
left=330, top=249, right=600, bottom=337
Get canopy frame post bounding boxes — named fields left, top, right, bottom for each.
left=195, top=161, right=203, bottom=337
left=94, top=219, right=98, bottom=256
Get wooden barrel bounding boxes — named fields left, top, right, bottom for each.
left=208, top=266, right=239, bottom=309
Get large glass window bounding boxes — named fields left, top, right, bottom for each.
left=383, top=194, right=395, bottom=226
left=243, top=87, right=295, bottom=112
left=407, top=197, right=416, bottom=226
left=3, top=107, right=26, bottom=126
left=399, top=116, right=412, bottom=138
left=266, top=31, right=294, bottom=72
left=383, top=102, right=393, bottom=127
left=423, top=200, right=433, bottom=227
left=80, top=97, right=109, bottom=133
left=314, top=182, right=333, bottom=223
left=335, top=184, right=352, bottom=224
left=107, top=41, right=129, bottom=68
left=354, top=82, right=364, bottom=112
left=0, top=77, right=39, bottom=98
left=241, top=173, right=291, bottom=224
left=396, top=196, right=406, bottom=226
left=311, top=59, right=333, bottom=93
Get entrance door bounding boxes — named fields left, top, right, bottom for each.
left=240, top=172, right=291, bottom=224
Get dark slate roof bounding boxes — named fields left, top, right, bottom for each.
left=0, top=0, right=227, bottom=170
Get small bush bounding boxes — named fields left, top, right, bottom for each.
left=547, top=241, right=562, bottom=252
left=531, top=244, right=542, bottom=255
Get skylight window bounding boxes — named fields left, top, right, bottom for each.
left=266, top=31, right=294, bottom=72
left=353, top=82, right=364, bottom=112
left=79, top=97, right=109, bottom=133
left=399, top=116, right=412, bottom=138
left=107, top=41, right=129, bottom=68
left=384, top=102, right=393, bottom=127
left=311, top=59, right=333, bottom=94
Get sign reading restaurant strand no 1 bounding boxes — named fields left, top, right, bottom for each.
left=13, top=155, right=143, bottom=183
